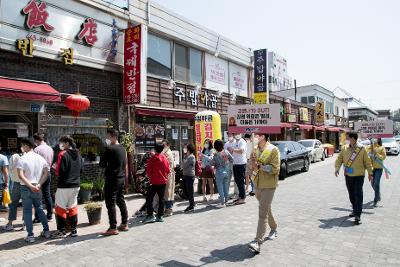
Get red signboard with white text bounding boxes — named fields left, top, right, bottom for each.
left=123, top=25, right=141, bottom=104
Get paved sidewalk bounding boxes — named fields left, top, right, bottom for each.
left=1, top=156, right=400, bottom=266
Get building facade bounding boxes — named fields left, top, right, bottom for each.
left=268, top=51, right=292, bottom=92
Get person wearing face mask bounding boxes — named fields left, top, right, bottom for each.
left=244, top=133, right=256, bottom=196
left=200, top=139, right=215, bottom=202
left=51, top=135, right=82, bottom=239
left=368, top=138, right=387, bottom=207
left=99, top=129, right=129, bottom=235
left=335, top=132, right=373, bottom=225
left=182, top=144, right=196, bottom=212
left=228, top=133, right=247, bottom=205
left=162, top=139, right=175, bottom=216
left=224, top=133, right=238, bottom=198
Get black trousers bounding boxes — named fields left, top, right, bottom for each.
left=104, top=177, right=129, bottom=229
left=146, top=184, right=166, bottom=217
left=233, top=164, right=246, bottom=199
left=345, top=176, right=365, bottom=217
left=183, top=175, right=195, bottom=208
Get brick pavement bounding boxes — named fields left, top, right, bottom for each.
left=1, top=156, right=400, bottom=267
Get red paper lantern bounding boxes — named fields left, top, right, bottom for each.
left=64, top=93, right=90, bottom=119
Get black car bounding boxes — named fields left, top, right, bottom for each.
left=272, top=141, right=311, bottom=180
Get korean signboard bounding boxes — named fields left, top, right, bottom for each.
left=287, top=114, right=297, bottom=123
left=253, top=49, right=268, bottom=104
left=354, top=120, right=394, bottom=138
left=205, top=53, right=229, bottom=93
left=194, top=111, right=222, bottom=158
left=174, top=87, right=218, bottom=109
left=315, top=101, right=325, bottom=124
left=229, top=62, right=248, bottom=97
left=123, top=25, right=141, bottom=104
left=299, top=107, right=309, bottom=122
left=227, top=104, right=281, bottom=134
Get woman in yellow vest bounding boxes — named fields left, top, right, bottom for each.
left=248, top=134, right=280, bottom=254
left=369, top=138, right=387, bottom=207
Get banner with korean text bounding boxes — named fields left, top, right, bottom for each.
left=227, top=104, right=281, bottom=134
left=123, top=25, right=141, bottom=104
left=354, top=120, right=394, bottom=138
left=253, top=49, right=268, bottom=104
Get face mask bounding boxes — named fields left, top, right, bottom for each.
left=183, top=148, right=188, bottom=154
left=228, top=137, right=233, bottom=141
left=20, top=146, right=25, bottom=153
left=345, top=140, right=350, bottom=145
left=204, top=144, right=209, bottom=149
left=235, top=134, right=242, bottom=140
left=59, top=144, right=65, bottom=151
left=105, top=139, right=111, bottom=146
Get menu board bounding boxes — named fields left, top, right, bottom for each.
left=135, top=123, right=165, bottom=146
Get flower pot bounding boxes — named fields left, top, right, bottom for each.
left=86, top=207, right=102, bottom=225
left=79, top=189, right=92, bottom=204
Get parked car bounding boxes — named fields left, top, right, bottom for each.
left=271, top=141, right=311, bottom=180
left=382, top=137, right=399, bottom=155
left=395, top=135, right=400, bottom=145
left=359, top=139, right=371, bottom=147
left=298, top=139, right=325, bottom=163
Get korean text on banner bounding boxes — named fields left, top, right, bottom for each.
left=227, top=104, right=281, bottom=134
left=253, top=49, right=268, bottom=104
left=194, top=111, right=222, bottom=158
left=315, top=101, right=325, bottom=124
left=123, top=25, right=141, bottom=104
left=354, top=120, right=394, bottom=138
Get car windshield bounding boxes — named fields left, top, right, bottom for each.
left=382, top=138, right=395, bottom=144
left=298, top=141, right=314, bottom=148
left=273, top=143, right=287, bottom=153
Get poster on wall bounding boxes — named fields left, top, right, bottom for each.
left=134, top=124, right=145, bottom=145
left=299, top=107, right=309, bottom=122
left=205, top=53, right=229, bottom=93
left=253, top=49, right=268, bottom=104
left=354, top=120, right=394, bottom=138
left=155, top=124, right=165, bottom=143
left=145, top=124, right=156, bottom=146
left=229, top=62, right=248, bottom=97
left=123, top=25, right=141, bottom=104
left=227, top=104, right=281, bottom=134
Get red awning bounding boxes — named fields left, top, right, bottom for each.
left=313, top=126, right=325, bottom=131
left=280, top=123, right=292, bottom=128
left=296, top=124, right=313, bottom=130
left=326, top=127, right=340, bottom=132
left=135, top=106, right=196, bottom=119
left=0, top=76, right=61, bottom=102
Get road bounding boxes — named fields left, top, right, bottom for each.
left=1, top=155, right=400, bottom=267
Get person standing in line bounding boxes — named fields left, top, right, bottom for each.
left=162, top=140, right=176, bottom=217
left=3, top=149, right=25, bottom=231
left=225, top=133, right=238, bottom=198
left=0, top=141, right=9, bottom=212
left=248, top=134, right=280, bottom=254
left=335, top=132, right=373, bottom=225
left=16, top=138, right=50, bottom=243
left=369, top=138, right=387, bottom=207
left=142, top=143, right=170, bottom=224
left=33, top=133, right=54, bottom=222
left=182, top=144, right=196, bottom=213
left=212, top=140, right=233, bottom=208
left=244, top=134, right=257, bottom=196
left=227, top=133, right=247, bottom=205
left=51, top=136, right=82, bottom=238
left=100, top=129, right=129, bottom=235
left=200, top=139, right=215, bottom=202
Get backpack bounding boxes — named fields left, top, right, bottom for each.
left=195, top=160, right=202, bottom=177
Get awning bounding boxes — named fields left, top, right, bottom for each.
left=280, top=123, right=292, bottom=128
left=296, top=124, right=313, bottom=130
left=326, top=127, right=340, bottom=132
left=0, top=76, right=61, bottom=102
left=313, top=126, right=325, bottom=131
left=135, top=106, right=197, bottom=119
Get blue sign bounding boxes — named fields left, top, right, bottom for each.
left=30, top=104, right=41, bottom=113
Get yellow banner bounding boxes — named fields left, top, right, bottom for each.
left=253, top=92, right=268, bottom=104
left=194, top=111, right=222, bottom=158
left=315, top=101, right=325, bottom=124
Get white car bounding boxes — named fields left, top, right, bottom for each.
left=298, top=139, right=325, bottom=163
left=395, top=135, right=400, bottom=145
left=382, top=137, right=399, bottom=155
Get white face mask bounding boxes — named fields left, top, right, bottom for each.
left=204, top=144, right=209, bottom=149
left=105, top=139, right=111, bottom=146
left=235, top=134, right=242, bottom=140
left=228, top=137, right=233, bottom=141
left=59, top=144, right=65, bottom=151
left=183, top=148, right=188, bottom=154
left=20, top=146, right=25, bottom=153
left=345, top=140, right=350, bottom=145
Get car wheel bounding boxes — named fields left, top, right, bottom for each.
left=321, top=152, right=325, bottom=161
left=301, top=158, right=310, bottom=172
left=279, top=163, right=288, bottom=180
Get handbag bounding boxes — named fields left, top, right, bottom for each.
left=2, top=188, right=11, bottom=206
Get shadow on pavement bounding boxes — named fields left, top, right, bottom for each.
left=319, top=216, right=354, bottom=229
left=331, top=207, right=374, bottom=215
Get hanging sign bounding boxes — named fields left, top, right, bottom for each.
left=315, top=101, right=325, bottom=124
left=123, top=25, right=141, bottom=104
left=253, top=49, right=268, bottom=104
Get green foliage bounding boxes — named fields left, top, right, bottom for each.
left=84, top=202, right=102, bottom=212
left=93, top=177, right=105, bottom=193
left=80, top=180, right=93, bottom=191
left=120, top=132, right=134, bottom=153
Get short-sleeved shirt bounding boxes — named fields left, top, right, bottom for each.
left=232, top=139, right=247, bottom=165
left=34, top=142, right=54, bottom=169
left=16, top=151, right=49, bottom=185
left=0, top=154, right=9, bottom=184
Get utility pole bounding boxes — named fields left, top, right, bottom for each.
left=294, top=79, right=297, bottom=102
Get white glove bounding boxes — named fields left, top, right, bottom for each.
left=261, top=164, right=272, bottom=173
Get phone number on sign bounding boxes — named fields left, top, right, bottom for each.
left=237, top=107, right=270, bottom=114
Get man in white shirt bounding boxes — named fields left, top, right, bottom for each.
left=17, top=138, right=50, bottom=243
left=225, top=133, right=238, bottom=197
left=227, top=133, right=247, bottom=204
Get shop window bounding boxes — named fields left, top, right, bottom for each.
left=175, top=44, right=189, bottom=82
left=72, top=133, right=104, bottom=162
left=148, top=34, right=172, bottom=78
left=189, top=48, right=202, bottom=84
left=308, top=96, right=315, bottom=104
left=301, top=97, right=308, bottom=104
left=336, top=106, right=339, bottom=115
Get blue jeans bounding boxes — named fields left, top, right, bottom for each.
left=215, top=169, right=230, bottom=203
left=372, top=169, right=383, bottom=203
left=250, top=180, right=255, bottom=192
left=21, top=185, right=49, bottom=236
left=345, top=176, right=364, bottom=217
left=8, top=182, right=22, bottom=221
left=165, top=201, right=173, bottom=209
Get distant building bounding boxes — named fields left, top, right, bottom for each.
left=268, top=51, right=293, bottom=92
left=376, top=110, right=392, bottom=120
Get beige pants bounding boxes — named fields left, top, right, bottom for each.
left=255, top=187, right=277, bottom=243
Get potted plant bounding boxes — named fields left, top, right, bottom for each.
left=84, top=202, right=102, bottom=225
left=79, top=180, right=93, bottom=204
left=93, top=177, right=105, bottom=201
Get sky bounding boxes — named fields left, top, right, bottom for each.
left=153, top=0, right=400, bottom=110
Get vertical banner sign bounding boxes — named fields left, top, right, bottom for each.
left=123, top=25, right=141, bottom=104
left=194, top=111, right=222, bottom=158
left=253, top=49, right=268, bottom=104
left=315, top=101, right=325, bottom=124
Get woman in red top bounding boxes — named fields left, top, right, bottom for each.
left=142, top=143, right=170, bottom=224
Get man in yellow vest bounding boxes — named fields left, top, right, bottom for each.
left=248, top=134, right=280, bottom=254
left=335, top=132, right=373, bottom=225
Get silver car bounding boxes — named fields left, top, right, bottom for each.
left=298, top=139, right=325, bottom=163
left=382, top=137, right=399, bottom=155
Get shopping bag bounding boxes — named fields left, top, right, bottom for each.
left=2, top=188, right=11, bottom=205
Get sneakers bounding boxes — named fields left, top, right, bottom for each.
left=216, top=203, right=226, bottom=208
left=25, top=235, right=35, bottom=243
left=117, top=224, right=129, bottom=232
left=354, top=216, right=362, bottom=225
left=248, top=241, right=261, bottom=254
left=267, top=230, right=278, bottom=240
left=164, top=209, right=173, bottom=217
left=234, top=199, right=246, bottom=205
left=69, top=229, right=78, bottom=237
left=184, top=206, right=194, bottom=213
left=102, top=228, right=119, bottom=236
left=209, top=196, right=214, bottom=201
left=40, top=230, right=51, bottom=239
left=142, top=215, right=156, bottom=224
left=203, top=197, right=208, bottom=202
left=134, top=210, right=146, bottom=217
left=155, top=216, right=164, bottom=223
left=51, top=230, right=67, bottom=239
left=249, top=191, right=255, bottom=196
left=3, top=223, right=13, bottom=231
